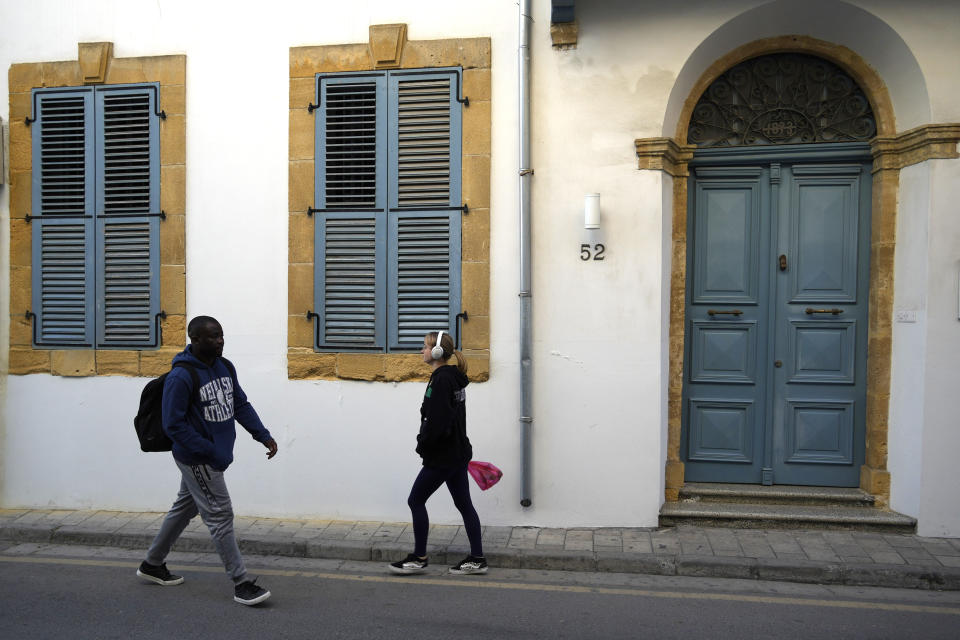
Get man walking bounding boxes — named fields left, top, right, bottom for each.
left=137, top=315, right=278, bottom=606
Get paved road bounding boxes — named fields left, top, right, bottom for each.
left=2, top=543, right=959, bottom=639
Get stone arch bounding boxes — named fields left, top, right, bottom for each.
left=673, top=35, right=896, bottom=144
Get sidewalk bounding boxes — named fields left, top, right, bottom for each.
left=2, top=508, right=959, bottom=591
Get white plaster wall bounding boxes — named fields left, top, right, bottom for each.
left=527, top=2, right=682, bottom=524
left=0, top=118, right=8, bottom=498
left=0, top=0, right=531, bottom=525
left=885, top=156, right=960, bottom=538
left=887, top=162, right=929, bottom=519
left=917, top=157, right=960, bottom=537
left=857, top=0, right=960, bottom=125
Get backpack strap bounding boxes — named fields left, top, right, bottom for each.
left=172, top=361, right=201, bottom=405
left=219, top=356, right=237, bottom=381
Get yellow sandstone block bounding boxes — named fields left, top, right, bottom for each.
left=9, top=347, right=51, bottom=375
left=461, top=208, right=490, bottom=263
left=336, top=353, right=385, bottom=381
left=96, top=351, right=141, bottom=376
left=288, top=263, right=313, bottom=315
left=461, top=262, right=490, bottom=316
left=51, top=350, right=96, bottom=377
left=384, top=354, right=429, bottom=382
left=160, top=165, right=186, bottom=216
left=288, top=160, right=314, bottom=213
left=140, top=348, right=181, bottom=377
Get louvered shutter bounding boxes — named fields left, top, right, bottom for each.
left=314, top=74, right=388, bottom=349
left=387, top=71, right=462, bottom=350
left=314, top=213, right=386, bottom=349
left=31, top=89, right=96, bottom=347
left=388, top=212, right=461, bottom=349
left=94, top=86, right=161, bottom=347
left=316, top=74, right=387, bottom=210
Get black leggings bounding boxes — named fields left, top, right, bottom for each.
left=408, top=464, right=483, bottom=558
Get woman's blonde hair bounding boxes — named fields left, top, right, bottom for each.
left=428, top=331, right=467, bottom=375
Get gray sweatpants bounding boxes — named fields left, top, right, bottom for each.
left=145, top=459, right=247, bottom=584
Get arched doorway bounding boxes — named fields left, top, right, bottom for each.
left=680, top=53, right=877, bottom=487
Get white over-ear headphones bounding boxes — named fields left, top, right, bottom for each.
left=431, top=330, right=446, bottom=360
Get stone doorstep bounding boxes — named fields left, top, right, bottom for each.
left=680, top=483, right=876, bottom=507
left=660, top=501, right=917, bottom=533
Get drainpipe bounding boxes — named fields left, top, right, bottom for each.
left=518, top=0, right=533, bottom=508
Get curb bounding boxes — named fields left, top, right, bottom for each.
left=2, top=523, right=958, bottom=591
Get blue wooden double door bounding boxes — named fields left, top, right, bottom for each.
left=682, top=150, right=872, bottom=486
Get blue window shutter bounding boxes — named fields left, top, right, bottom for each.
left=388, top=211, right=461, bottom=350
left=316, top=73, right=387, bottom=210
left=30, top=89, right=96, bottom=347
left=94, top=85, right=161, bottom=348
left=387, top=70, right=462, bottom=350
left=314, top=212, right=386, bottom=349
left=388, top=70, right=462, bottom=210
left=314, top=73, right=388, bottom=350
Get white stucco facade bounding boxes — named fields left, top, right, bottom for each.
left=2, top=0, right=959, bottom=535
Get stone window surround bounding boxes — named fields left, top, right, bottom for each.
left=288, top=25, right=491, bottom=382
left=7, top=42, right=186, bottom=378
left=635, top=36, right=960, bottom=507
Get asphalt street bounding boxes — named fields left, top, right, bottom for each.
left=2, top=544, right=959, bottom=639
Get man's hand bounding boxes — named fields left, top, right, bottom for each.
left=264, top=438, right=278, bottom=460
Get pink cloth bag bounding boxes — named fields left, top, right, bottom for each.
left=467, top=460, right=503, bottom=490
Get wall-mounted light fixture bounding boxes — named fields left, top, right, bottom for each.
left=584, top=193, right=600, bottom=229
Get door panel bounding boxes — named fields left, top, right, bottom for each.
left=788, top=167, right=861, bottom=302
left=691, top=173, right=762, bottom=304
left=771, top=163, right=869, bottom=486
left=682, top=167, right=768, bottom=483
left=787, top=320, right=856, bottom=384
left=689, top=321, right=757, bottom=384
left=782, top=401, right=854, bottom=465
left=683, top=157, right=870, bottom=487
left=688, top=400, right=756, bottom=464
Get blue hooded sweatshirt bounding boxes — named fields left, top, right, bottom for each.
left=161, top=346, right=272, bottom=471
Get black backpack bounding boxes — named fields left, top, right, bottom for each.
left=134, top=362, right=200, bottom=452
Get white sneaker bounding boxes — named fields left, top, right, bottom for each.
left=449, top=555, right=488, bottom=575
left=389, top=553, right=428, bottom=574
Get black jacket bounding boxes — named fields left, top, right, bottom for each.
left=416, top=365, right=472, bottom=468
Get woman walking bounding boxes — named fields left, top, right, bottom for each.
left=389, top=330, right=487, bottom=575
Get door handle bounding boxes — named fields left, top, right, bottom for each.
left=779, top=254, right=787, bottom=271
left=805, top=308, right=844, bottom=315
left=707, top=309, right=743, bottom=316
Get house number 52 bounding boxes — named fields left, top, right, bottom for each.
left=580, top=243, right=606, bottom=261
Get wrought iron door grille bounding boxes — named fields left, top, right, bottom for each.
left=688, top=53, right=876, bottom=148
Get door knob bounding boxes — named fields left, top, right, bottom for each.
left=774, top=360, right=783, bottom=368
left=779, top=254, right=787, bottom=271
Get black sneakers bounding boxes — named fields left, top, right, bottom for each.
left=449, top=555, right=488, bottom=575
left=234, top=579, right=271, bottom=606
left=388, top=553, right=429, bottom=575
left=136, top=561, right=184, bottom=586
